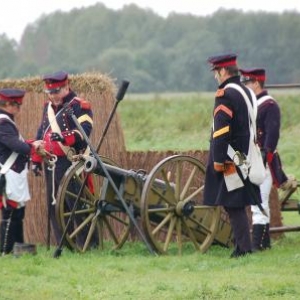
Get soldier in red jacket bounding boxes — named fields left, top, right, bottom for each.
left=203, top=54, right=261, bottom=258
left=31, top=71, right=93, bottom=245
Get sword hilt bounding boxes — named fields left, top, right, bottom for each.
left=232, top=151, right=246, bottom=166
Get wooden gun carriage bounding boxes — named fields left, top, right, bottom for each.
left=53, top=81, right=232, bottom=256
left=55, top=153, right=233, bottom=255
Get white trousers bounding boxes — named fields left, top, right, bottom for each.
left=251, top=167, right=272, bottom=225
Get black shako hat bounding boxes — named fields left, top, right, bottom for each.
left=0, top=88, right=26, bottom=105
left=43, top=70, right=68, bottom=93
left=207, top=53, right=237, bottom=70
left=240, top=68, right=266, bottom=82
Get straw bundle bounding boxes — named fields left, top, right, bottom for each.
left=0, top=72, right=126, bottom=245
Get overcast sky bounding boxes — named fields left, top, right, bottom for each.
left=1, top=0, right=300, bottom=42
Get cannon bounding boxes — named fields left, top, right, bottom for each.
left=52, top=81, right=232, bottom=256
left=55, top=153, right=232, bottom=255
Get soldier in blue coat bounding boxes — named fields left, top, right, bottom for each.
left=203, top=54, right=261, bottom=258
left=31, top=71, right=93, bottom=245
left=0, top=88, right=39, bottom=254
left=240, top=68, right=295, bottom=251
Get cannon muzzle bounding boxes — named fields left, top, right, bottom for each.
left=84, top=156, right=130, bottom=180
left=84, top=156, right=99, bottom=173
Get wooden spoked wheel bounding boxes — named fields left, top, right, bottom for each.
left=56, top=157, right=131, bottom=253
left=141, top=155, right=220, bottom=255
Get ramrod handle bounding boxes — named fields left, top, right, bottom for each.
left=96, top=80, right=130, bottom=153
left=116, top=80, right=130, bottom=101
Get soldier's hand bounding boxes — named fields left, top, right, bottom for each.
left=32, top=140, right=44, bottom=150
left=50, top=132, right=65, bottom=142
left=32, top=162, right=43, bottom=176
left=32, top=140, right=46, bottom=156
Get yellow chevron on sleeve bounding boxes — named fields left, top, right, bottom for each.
left=213, top=125, right=229, bottom=138
left=78, top=115, right=93, bottom=125
left=214, top=104, right=233, bottom=118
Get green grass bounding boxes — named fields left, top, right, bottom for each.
left=1, top=228, right=300, bottom=299
left=119, top=92, right=213, bottom=151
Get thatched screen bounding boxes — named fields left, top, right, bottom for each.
left=0, top=73, right=126, bottom=245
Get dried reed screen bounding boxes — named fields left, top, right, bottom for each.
left=0, top=73, right=126, bottom=245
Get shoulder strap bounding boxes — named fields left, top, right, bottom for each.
left=47, top=103, right=70, bottom=155
left=47, top=102, right=62, bottom=134
left=43, top=97, right=77, bottom=136
left=0, top=114, right=19, bottom=174
left=224, top=83, right=257, bottom=140
left=0, top=153, right=18, bottom=174
left=0, top=113, right=16, bottom=125
left=257, top=95, right=274, bottom=107
left=0, top=113, right=24, bottom=141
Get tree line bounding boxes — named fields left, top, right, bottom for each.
left=1, top=3, right=300, bottom=92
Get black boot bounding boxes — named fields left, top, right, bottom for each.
left=0, top=220, right=15, bottom=255
left=14, top=220, right=24, bottom=244
left=230, top=246, right=252, bottom=258
left=262, top=223, right=271, bottom=249
left=252, top=224, right=269, bottom=252
left=0, top=220, right=6, bottom=253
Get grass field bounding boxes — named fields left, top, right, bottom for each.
left=1, top=91, right=300, bottom=299
left=1, top=226, right=300, bottom=299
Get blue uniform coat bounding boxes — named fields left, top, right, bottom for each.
left=256, top=91, right=287, bottom=186
left=36, top=90, right=93, bottom=154
left=0, top=110, right=31, bottom=173
left=34, top=90, right=94, bottom=243
left=256, top=91, right=280, bottom=152
left=203, top=76, right=261, bottom=208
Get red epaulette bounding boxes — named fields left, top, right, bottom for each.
left=80, top=100, right=91, bottom=110
left=215, top=89, right=225, bottom=97
left=73, top=97, right=91, bottom=110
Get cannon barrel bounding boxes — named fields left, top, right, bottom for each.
left=270, top=226, right=300, bottom=233
left=84, top=156, right=170, bottom=190
left=84, top=156, right=145, bottom=180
